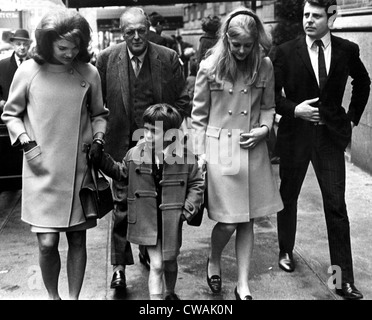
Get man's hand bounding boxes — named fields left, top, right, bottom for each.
left=294, top=97, right=320, bottom=122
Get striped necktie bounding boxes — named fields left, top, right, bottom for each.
left=132, top=56, right=140, bottom=77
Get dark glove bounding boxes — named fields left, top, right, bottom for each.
left=89, top=141, right=103, bottom=167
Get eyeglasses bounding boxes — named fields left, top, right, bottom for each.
left=124, top=28, right=147, bottom=38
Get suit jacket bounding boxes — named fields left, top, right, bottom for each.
left=148, top=30, right=168, bottom=47
left=96, top=41, right=190, bottom=161
left=273, top=35, right=370, bottom=154
left=0, top=52, right=18, bottom=103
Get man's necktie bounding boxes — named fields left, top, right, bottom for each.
left=19, top=58, right=23, bottom=65
left=132, top=56, right=140, bottom=77
left=315, top=40, right=327, bottom=91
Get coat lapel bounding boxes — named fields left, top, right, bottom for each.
left=327, top=35, right=343, bottom=81
left=148, top=43, right=162, bottom=102
left=296, top=36, right=318, bottom=85
left=118, top=43, right=131, bottom=116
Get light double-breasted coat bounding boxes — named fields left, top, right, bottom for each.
left=99, top=141, right=205, bottom=260
left=191, top=56, right=283, bottom=223
left=1, top=60, right=108, bottom=228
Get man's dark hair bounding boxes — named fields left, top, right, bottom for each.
left=149, top=12, right=165, bottom=27
left=305, top=0, right=338, bottom=18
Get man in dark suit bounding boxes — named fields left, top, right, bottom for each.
left=273, top=0, right=370, bottom=300
left=0, top=29, right=32, bottom=115
left=148, top=12, right=168, bottom=47
left=95, top=7, right=190, bottom=292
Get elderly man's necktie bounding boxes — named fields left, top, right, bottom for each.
left=132, top=56, right=140, bottom=77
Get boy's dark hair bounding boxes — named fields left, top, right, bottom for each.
left=304, top=0, right=338, bottom=18
left=143, top=103, right=183, bottom=133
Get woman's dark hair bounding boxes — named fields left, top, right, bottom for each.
left=32, top=9, right=92, bottom=64
left=143, top=103, right=183, bottom=133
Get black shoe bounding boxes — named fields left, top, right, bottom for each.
left=206, top=258, right=221, bottom=294
left=335, top=283, right=363, bottom=300
left=110, top=270, right=126, bottom=289
left=139, top=251, right=150, bottom=270
left=164, top=293, right=180, bottom=300
left=278, top=252, right=295, bottom=272
left=234, top=287, right=253, bottom=300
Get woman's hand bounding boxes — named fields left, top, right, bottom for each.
left=19, top=133, right=31, bottom=145
left=89, top=141, right=104, bottom=166
left=239, top=126, right=269, bottom=149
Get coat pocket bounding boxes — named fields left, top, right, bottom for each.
left=24, top=145, right=46, bottom=175
left=206, top=125, right=221, bottom=139
left=127, top=191, right=157, bottom=224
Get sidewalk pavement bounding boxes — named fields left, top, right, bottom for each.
left=0, top=158, right=371, bottom=301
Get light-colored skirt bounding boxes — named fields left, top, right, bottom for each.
left=30, top=219, right=96, bottom=233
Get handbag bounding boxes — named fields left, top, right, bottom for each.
left=79, top=157, right=114, bottom=220
left=187, top=168, right=207, bottom=227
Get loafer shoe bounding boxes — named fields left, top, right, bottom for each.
left=207, top=258, right=221, bottom=294
left=278, top=252, right=295, bottom=272
left=164, top=293, right=180, bottom=300
left=234, top=287, right=253, bottom=300
left=335, top=283, right=363, bottom=300
left=110, top=270, right=126, bottom=289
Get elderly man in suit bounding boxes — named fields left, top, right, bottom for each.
left=273, top=0, right=370, bottom=300
left=0, top=29, right=32, bottom=115
left=95, top=7, right=190, bottom=292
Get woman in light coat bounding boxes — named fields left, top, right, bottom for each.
left=191, top=7, right=283, bottom=300
left=1, top=9, right=108, bottom=300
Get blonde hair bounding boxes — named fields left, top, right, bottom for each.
left=206, top=7, right=271, bottom=83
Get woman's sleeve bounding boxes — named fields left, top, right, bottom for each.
left=89, top=67, right=109, bottom=136
left=190, top=60, right=211, bottom=155
left=259, top=58, right=276, bottom=130
left=1, top=67, right=29, bottom=145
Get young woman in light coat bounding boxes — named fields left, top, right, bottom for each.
left=1, top=9, right=108, bottom=300
left=191, top=7, right=283, bottom=300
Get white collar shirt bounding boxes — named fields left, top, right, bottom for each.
left=306, top=32, right=332, bottom=86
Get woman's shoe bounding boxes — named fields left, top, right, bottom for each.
left=234, top=287, right=253, bottom=300
left=206, top=258, right=222, bottom=294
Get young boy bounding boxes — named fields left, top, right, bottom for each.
left=99, top=103, right=205, bottom=300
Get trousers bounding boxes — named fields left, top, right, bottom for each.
left=277, top=125, right=354, bottom=283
